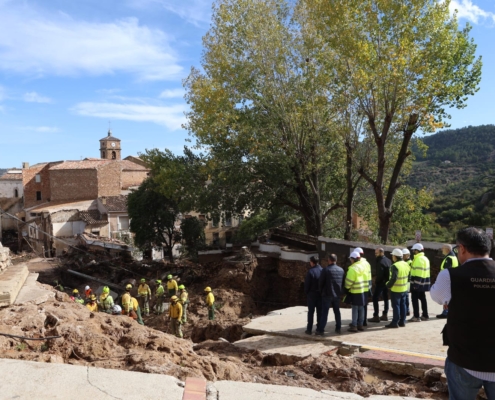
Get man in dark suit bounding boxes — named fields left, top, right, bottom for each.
left=318, top=253, right=344, bottom=335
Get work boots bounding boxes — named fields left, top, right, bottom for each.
left=368, top=315, right=381, bottom=323
left=380, top=312, right=388, bottom=321
left=347, top=325, right=358, bottom=332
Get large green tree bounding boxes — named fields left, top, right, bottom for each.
left=305, top=0, right=482, bottom=242
left=128, top=179, right=181, bottom=263
left=184, top=0, right=349, bottom=237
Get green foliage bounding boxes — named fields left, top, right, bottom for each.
left=127, top=179, right=181, bottom=262
left=234, top=208, right=294, bottom=241
left=180, top=217, right=206, bottom=259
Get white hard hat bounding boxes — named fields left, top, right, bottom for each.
left=354, top=247, right=364, bottom=254
left=411, top=243, right=424, bottom=251
left=112, top=305, right=122, bottom=314
left=85, top=286, right=90, bottom=291
left=401, top=248, right=410, bottom=255
left=349, top=251, right=361, bottom=259
left=391, top=248, right=403, bottom=257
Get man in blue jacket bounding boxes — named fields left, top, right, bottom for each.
left=318, top=253, right=344, bottom=335
left=304, top=255, right=322, bottom=335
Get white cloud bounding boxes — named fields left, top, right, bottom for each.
left=0, top=4, right=182, bottom=81
left=23, top=92, right=52, bottom=103
left=72, top=102, right=186, bottom=130
left=127, top=0, right=212, bottom=26
left=159, top=88, right=185, bottom=98
left=449, top=0, right=495, bottom=24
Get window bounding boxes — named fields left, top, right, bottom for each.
left=14, top=189, right=18, bottom=198
left=35, top=174, right=41, bottom=183
left=111, top=151, right=116, bottom=160
left=102, top=151, right=106, bottom=158
left=211, top=217, right=219, bottom=228
left=36, top=191, right=42, bottom=201
left=224, top=214, right=232, bottom=227
left=225, top=231, right=233, bottom=244
left=213, top=232, right=220, bottom=245
left=198, top=214, right=206, bottom=221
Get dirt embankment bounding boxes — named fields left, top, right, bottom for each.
left=0, top=285, right=443, bottom=398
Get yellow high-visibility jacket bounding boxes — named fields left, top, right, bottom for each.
left=86, top=302, right=98, bottom=312
left=169, top=301, right=183, bottom=320
left=121, top=292, right=132, bottom=312
left=131, top=297, right=139, bottom=311
left=179, top=290, right=189, bottom=304
left=205, top=292, right=215, bottom=307
left=167, top=280, right=178, bottom=291
left=138, top=283, right=151, bottom=297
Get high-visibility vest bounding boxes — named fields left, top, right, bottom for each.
left=389, top=261, right=410, bottom=293
left=205, top=292, right=215, bottom=306
left=121, top=292, right=132, bottom=312
left=167, top=280, right=178, bottom=291
left=179, top=290, right=189, bottom=305
left=86, top=302, right=98, bottom=312
left=410, top=252, right=431, bottom=290
left=131, top=297, right=139, bottom=311
left=440, top=255, right=459, bottom=270
left=345, top=262, right=367, bottom=294
left=138, top=284, right=151, bottom=297
left=99, top=294, right=114, bottom=311
left=169, top=301, right=183, bottom=320
left=360, top=258, right=372, bottom=291
left=156, top=285, right=164, bottom=297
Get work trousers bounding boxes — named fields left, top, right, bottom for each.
left=170, top=318, right=183, bottom=338
left=306, top=292, right=322, bottom=333
left=351, top=305, right=364, bottom=327
left=390, top=292, right=407, bottom=326
left=139, top=295, right=150, bottom=315
left=445, top=358, right=495, bottom=400
left=181, top=303, right=188, bottom=324
left=411, top=289, right=429, bottom=318
left=155, top=296, right=164, bottom=314
left=372, top=284, right=389, bottom=316
left=168, top=289, right=176, bottom=297
left=321, top=296, right=341, bottom=332
left=208, top=304, right=215, bottom=320
left=135, top=306, right=144, bottom=325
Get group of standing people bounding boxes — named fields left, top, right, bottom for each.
left=303, top=242, right=447, bottom=335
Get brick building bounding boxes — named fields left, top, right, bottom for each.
left=0, top=169, right=23, bottom=199
left=19, top=131, right=149, bottom=256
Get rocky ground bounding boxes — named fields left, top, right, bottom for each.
left=0, top=248, right=449, bottom=399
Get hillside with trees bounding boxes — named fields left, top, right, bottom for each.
left=408, top=125, right=495, bottom=239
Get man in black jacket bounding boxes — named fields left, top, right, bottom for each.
left=318, top=254, right=344, bottom=335
left=304, top=256, right=322, bottom=335
left=431, top=227, right=495, bottom=399
left=368, top=248, right=391, bottom=323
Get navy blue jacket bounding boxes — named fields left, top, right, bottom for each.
left=319, top=263, right=345, bottom=298
left=304, top=264, right=322, bottom=296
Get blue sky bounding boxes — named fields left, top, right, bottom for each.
left=0, top=0, right=494, bottom=168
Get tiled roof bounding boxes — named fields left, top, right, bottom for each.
left=79, top=210, right=108, bottom=226
left=49, top=160, right=111, bottom=170
left=100, top=135, right=121, bottom=141
left=120, top=160, right=149, bottom=171
left=99, top=195, right=128, bottom=212
left=0, top=171, right=22, bottom=180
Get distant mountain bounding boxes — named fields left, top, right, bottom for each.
left=408, top=124, right=495, bottom=230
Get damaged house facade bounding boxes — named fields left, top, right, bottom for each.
left=19, top=131, right=149, bottom=256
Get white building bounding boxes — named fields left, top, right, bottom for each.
left=0, top=169, right=23, bottom=199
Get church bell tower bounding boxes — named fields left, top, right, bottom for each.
left=99, top=129, right=121, bottom=160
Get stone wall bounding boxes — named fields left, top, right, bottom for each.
left=121, top=170, right=148, bottom=189
left=0, top=243, right=12, bottom=272
left=50, top=169, right=99, bottom=202
left=23, top=163, right=61, bottom=209
left=97, top=162, right=122, bottom=197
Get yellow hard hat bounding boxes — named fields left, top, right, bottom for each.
left=102, top=286, right=110, bottom=294
left=90, top=294, right=97, bottom=301
left=140, top=278, right=146, bottom=283
left=204, top=287, right=211, bottom=292
left=170, top=295, right=178, bottom=301
left=125, top=284, right=132, bottom=290
left=72, top=289, right=79, bottom=294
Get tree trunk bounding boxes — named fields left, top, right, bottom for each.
left=344, top=141, right=354, bottom=241
left=378, top=209, right=392, bottom=244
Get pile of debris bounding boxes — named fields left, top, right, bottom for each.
left=0, top=283, right=446, bottom=398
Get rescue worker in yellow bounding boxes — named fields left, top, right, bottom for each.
left=138, top=278, right=151, bottom=316
left=384, top=249, right=411, bottom=329
left=178, top=285, right=189, bottom=324
left=401, top=248, right=412, bottom=316
left=86, top=294, right=98, bottom=312
left=121, top=284, right=133, bottom=315
left=204, top=287, right=215, bottom=320
left=131, top=296, right=145, bottom=325
left=167, top=275, right=178, bottom=296
left=99, top=286, right=114, bottom=313
left=436, top=244, right=459, bottom=319
left=354, top=248, right=372, bottom=325
left=409, top=243, right=431, bottom=322
left=168, top=295, right=183, bottom=338
left=155, top=280, right=165, bottom=315
left=345, top=252, right=367, bottom=332
left=71, top=289, right=85, bottom=304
